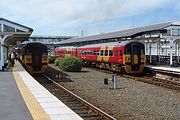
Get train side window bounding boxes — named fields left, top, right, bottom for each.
left=109, top=50, right=113, bottom=56
left=97, top=51, right=100, bottom=55
left=115, top=50, right=118, bottom=56
left=100, top=50, right=104, bottom=56
left=105, top=50, right=108, bottom=56
left=93, top=50, right=96, bottom=55
left=120, top=50, right=122, bottom=56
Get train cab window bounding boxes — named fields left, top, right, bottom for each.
left=26, top=49, right=32, bottom=55
left=140, top=45, right=145, bottom=54
left=105, top=50, right=108, bottom=56
left=100, top=50, right=104, bottom=56
left=115, top=50, right=118, bottom=56
left=125, top=44, right=131, bottom=54
left=120, top=50, right=122, bottom=56
left=109, top=50, right=113, bottom=56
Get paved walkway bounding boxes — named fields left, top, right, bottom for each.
left=0, top=69, right=33, bottom=120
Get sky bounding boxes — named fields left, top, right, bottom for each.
left=0, top=0, right=180, bottom=37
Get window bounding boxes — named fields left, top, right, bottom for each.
left=100, top=50, right=104, bottom=56
left=3, top=25, right=15, bottom=32
left=172, top=28, right=179, bottom=36
left=109, top=50, right=113, bottom=56
left=120, top=50, right=122, bottom=56
left=125, top=44, right=131, bottom=54
left=97, top=51, right=100, bottom=55
left=115, top=50, right=118, bottom=56
left=105, top=50, right=108, bottom=56
left=89, top=51, right=93, bottom=55
left=93, top=50, right=96, bottom=55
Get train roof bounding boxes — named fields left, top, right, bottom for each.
left=78, top=40, right=143, bottom=48
left=56, top=46, right=76, bottom=49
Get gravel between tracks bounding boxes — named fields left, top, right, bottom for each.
left=48, top=64, right=180, bottom=120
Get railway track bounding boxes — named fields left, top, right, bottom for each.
left=33, top=74, right=117, bottom=120
left=89, top=67, right=180, bottom=92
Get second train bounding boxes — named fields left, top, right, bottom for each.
left=54, top=41, right=146, bottom=74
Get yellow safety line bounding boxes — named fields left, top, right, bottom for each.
left=12, top=65, right=50, bottom=120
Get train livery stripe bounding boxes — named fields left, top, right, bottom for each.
left=12, top=65, right=50, bottom=120
left=97, top=46, right=114, bottom=62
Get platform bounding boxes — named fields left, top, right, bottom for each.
left=0, top=61, right=83, bottom=120
left=146, top=65, right=180, bottom=75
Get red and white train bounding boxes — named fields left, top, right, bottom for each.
left=54, top=41, right=146, bottom=73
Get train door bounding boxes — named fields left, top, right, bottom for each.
left=131, top=42, right=142, bottom=71
left=32, top=46, right=41, bottom=70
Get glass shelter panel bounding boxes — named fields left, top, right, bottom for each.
left=3, top=24, right=15, bottom=32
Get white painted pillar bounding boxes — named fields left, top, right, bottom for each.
left=175, top=41, right=177, bottom=57
left=4, top=47, right=8, bottom=64
left=178, top=41, right=180, bottom=62
left=0, top=37, right=3, bottom=70
left=149, top=42, right=152, bottom=64
left=157, top=42, right=159, bottom=62
left=169, top=39, right=174, bottom=66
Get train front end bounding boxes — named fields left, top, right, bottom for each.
left=123, top=41, right=146, bottom=73
left=23, top=43, right=48, bottom=74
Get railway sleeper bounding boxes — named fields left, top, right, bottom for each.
left=66, top=103, right=84, bottom=108
left=71, top=106, right=88, bottom=110
left=79, top=114, right=102, bottom=119
left=60, top=98, right=77, bottom=102
left=73, top=110, right=93, bottom=115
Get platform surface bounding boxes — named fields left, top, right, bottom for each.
left=0, top=70, right=33, bottom=120
left=0, top=61, right=83, bottom=120
left=147, top=65, right=180, bottom=73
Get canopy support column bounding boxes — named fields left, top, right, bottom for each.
left=149, top=42, right=152, bottom=64
left=0, top=37, right=4, bottom=70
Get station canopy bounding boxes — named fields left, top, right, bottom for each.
left=0, top=18, right=33, bottom=46
left=57, top=21, right=178, bottom=45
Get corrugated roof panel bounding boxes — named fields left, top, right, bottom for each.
left=58, top=21, right=173, bottom=44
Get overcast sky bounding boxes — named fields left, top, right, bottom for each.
left=0, top=0, right=180, bottom=36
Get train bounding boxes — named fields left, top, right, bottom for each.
left=20, top=42, right=48, bottom=74
left=54, top=41, right=146, bottom=74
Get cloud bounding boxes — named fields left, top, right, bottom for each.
left=70, top=0, right=175, bottom=24
left=0, top=0, right=179, bottom=36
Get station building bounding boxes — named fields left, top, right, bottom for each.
left=0, top=18, right=33, bottom=70
left=57, top=21, right=180, bottom=66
